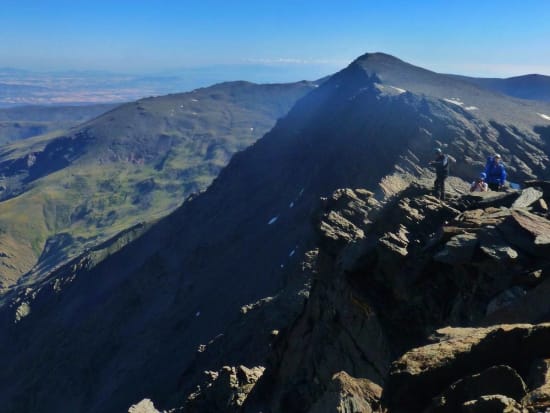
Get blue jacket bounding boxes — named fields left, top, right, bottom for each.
left=484, top=157, right=507, bottom=185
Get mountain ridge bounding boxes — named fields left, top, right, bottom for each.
left=1, top=52, right=550, bottom=412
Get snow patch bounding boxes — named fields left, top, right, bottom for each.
left=465, top=106, right=479, bottom=111
left=537, top=113, right=550, bottom=121
left=444, top=98, right=464, bottom=106
left=289, top=249, right=296, bottom=257
left=195, top=311, right=201, bottom=317
left=390, top=86, right=406, bottom=94
left=268, top=216, right=279, bottom=225
left=191, top=99, right=199, bottom=102
left=280, top=264, right=285, bottom=269
left=289, top=201, right=294, bottom=208
left=250, top=127, right=254, bottom=131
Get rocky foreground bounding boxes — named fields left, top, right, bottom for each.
left=178, top=182, right=550, bottom=413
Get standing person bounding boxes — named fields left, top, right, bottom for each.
left=429, top=148, right=449, bottom=200
left=484, top=154, right=507, bottom=191
left=470, top=172, right=489, bottom=192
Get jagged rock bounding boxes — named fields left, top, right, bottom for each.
left=186, top=365, right=265, bottom=412
left=318, top=189, right=380, bottom=256
left=434, top=232, right=478, bottom=265
left=466, top=191, right=520, bottom=209
left=523, top=358, right=550, bottom=410
left=461, top=395, right=526, bottom=413
left=426, top=365, right=527, bottom=413
left=458, top=208, right=511, bottom=228
left=497, top=210, right=550, bottom=257
left=512, top=187, right=544, bottom=209
left=319, top=211, right=365, bottom=255
left=386, top=324, right=550, bottom=412
left=378, top=225, right=409, bottom=258
left=511, top=209, right=550, bottom=246
left=128, top=399, right=161, bottom=413
left=478, top=227, right=519, bottom=262
left=308, top=371, right=382, bottom=413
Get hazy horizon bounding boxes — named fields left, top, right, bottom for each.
left=2, top=0, right=549, bottom=79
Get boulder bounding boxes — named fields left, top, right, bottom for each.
left=308, top=371, right=382, bottom=413
left=497, top=211, right=550, bottom=257
left=426, top=365, right=527, bottom=413
left=477, top=226, right=519, bottom=262
left=385, top=324, right=550, bottom=412
left=511, top=210, right=550, bottom=246
left=434, top=232, right=478, bottom=265
left=511, top=187, right=543, bottom=209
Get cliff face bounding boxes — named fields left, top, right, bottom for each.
left=230, top=183, right=550, bottom=413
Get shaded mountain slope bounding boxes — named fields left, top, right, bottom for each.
left=0, top=80, right=314, bottom=288
left=1, top=53, right=550, bottom=412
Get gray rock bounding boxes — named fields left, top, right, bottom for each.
left=434, top=233, right=478, bottom=265
left=386, top=323, right=550, bottom=412
left=308, top=371, right=382, bottom=413
left=511, top=187, right=543, bottom=209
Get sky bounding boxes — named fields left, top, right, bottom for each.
left=1, top=0, right=550, bottom=80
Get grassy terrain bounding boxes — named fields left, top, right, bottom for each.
left=0, top=80, right=315, bottom=289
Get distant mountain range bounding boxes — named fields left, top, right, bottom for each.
left=0, top=53, right=549, bottom=412
left=454, top=73, right=550, bottom=102
left=2, top=64, right=549, bottom=107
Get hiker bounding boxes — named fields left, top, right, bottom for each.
left=484, top=154, right=506, bottom=191
left=470, top=172, right=488, bottom=192
left=429, top=148, right=449, bottom=200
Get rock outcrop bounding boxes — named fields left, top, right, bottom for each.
left=238, top=181, right=550, bottom=413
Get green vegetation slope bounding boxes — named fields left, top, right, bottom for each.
left=0, top=80, right=316, bottom=288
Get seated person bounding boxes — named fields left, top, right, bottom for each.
left=470, top=172, right=488, bottom=192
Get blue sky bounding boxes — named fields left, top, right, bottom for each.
left=1, top=0, right=549, bottom=79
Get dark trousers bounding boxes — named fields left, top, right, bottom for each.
left=488, top=182, right=500, bottom=191
left=434, top=176, right=446, bottom=200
